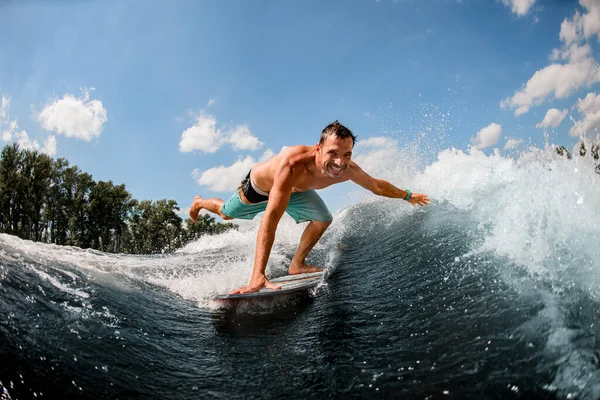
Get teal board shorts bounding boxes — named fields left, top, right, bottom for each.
left=221, top=189, right=333, bottom=223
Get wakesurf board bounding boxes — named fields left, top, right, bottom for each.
left=213, top=271, right=324, bottom=302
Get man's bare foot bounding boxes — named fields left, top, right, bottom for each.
left=230, top=274, right=281, bottom=294
left=288, top=264, right=323, bottom=275
left=189, top=195, right=203, bottom=222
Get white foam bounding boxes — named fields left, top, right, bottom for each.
left=420, top=146, right=600, bottom=295
left=152, top=215, right=343, bottom=308
left=25, top=264, right=89, bottom=299
left=417, top=146, right=600, bottom=398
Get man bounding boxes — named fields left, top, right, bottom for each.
left=189, top=121, right=430, bottom=294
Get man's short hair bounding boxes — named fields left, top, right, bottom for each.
left=320, top=121, right=357, bottom=147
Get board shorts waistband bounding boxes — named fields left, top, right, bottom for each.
left=240, top=170, right=269, bottom=204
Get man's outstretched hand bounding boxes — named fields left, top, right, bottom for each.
left=408, top=193, right=430, bottom=207
left=230, top=274, right=282, bottom=294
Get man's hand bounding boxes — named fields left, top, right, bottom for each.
left=408, top=193, right=430, bottom=206
left=230, top=274, right=282, bottom=294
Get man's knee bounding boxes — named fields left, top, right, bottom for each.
left=219, top=211, right=233, bottom=220
left=313, top=220, right=332, bottom=230
left=217, top=206, right=233, bottom=220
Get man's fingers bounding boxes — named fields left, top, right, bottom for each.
left=408, top=194, right=430, bottom=207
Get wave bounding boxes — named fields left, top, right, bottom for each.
left=1, top=145, right=599, bottom=398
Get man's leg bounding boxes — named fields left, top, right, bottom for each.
left=189, top=195, right=232, bottom=221
left=289, top=220, right=332, bottom=275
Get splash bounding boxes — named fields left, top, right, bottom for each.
left=417, top=145, right=600, bottom=398
left=420, top=146, right=600, bottom=294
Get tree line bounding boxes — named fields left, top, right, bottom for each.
left=555, top=140, right=600, bottom=174
left=0, top=143, right=236, bottom=254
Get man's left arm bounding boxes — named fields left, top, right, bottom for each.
left=348, top=162, right=430, bottom=206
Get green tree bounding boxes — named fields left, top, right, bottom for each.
left=44, top=158, right=75, bottom=245
left=555, top=145, right=572, bottom=159
left=123, top=199, right=143, bottom=253
left=0, top=143, right=236, bottom=253
left=88, top=180, right=132, bottom=252
left=0, top=143, right=23, bottom=235
left=137, top=199, right=183, bottom=253
left=25, top=150, right=52, bottom=241
left=70, top=172, right=95, bottom=248
left=575, top=140, right=600, bottom=174
left=107, top=183, right=132, bottom=252
left=183, top=214, right=237, bottom=245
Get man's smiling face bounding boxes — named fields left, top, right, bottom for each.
left=316, top=135, right=354, bottom=179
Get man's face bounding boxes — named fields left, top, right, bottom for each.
left=317, top=135, right=353, bottom=179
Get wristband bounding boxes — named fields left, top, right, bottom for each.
left=404, top=189, right=412, bottom=201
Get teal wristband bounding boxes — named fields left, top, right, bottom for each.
left=404, top=189, right=412, bottom=201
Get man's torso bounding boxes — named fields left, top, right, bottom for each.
left=250, top=145, right=352, bottom=193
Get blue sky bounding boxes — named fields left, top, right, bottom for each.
left=1, top=0, right=599, bottom=215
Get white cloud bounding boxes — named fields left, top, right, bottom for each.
left=560, top=13, right=581, bottom=45
left=501, top=44, right=600, bottom=115
left=0, top=95, right=9, bottom=122
left=198, top=156, right=255, bottom=192
left=504, top=138, right=524, bottom=150
left=15, top=131, right=34, bottom=149
left=575, top=91, right=600, bottom=115
left=560, top=0, right=600, bottom=45
left=471, top=123, right=502, bottom=149
left=208, top=98, right=216, bottom=106
left=44, top=135, right=58, bottom=156
left=550, top=48, right=561, bottom=61
left=38, top=88, right=107, bottom=141
left=580, top=0, right=600, bottom=40
left=15, top=131, right=57, bottom=156
left=259, top=148, right=275, bottom=162
left=501, top=0, right=536, bottom=16
left=536, top=108, right=568, bottom=128
left=195, top=149, right=275, bottom=192
left=570, top=92, right=600, bottom=138
left=179, top=113, right=221, bottom=153
left=227, top=125, right=264, bottom=151
left=355, top=137, right=397, bottom=149
left=353, top=137, right=404, bottom=178
left=0, top=92, right=57, bottom=155
left=179, top=111, right=263, bottom=153
left=1, top=95, right=18, bottom=142
left=501, top=1, right=600, bottom=116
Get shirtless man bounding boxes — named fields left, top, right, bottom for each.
left=189, top=121, right=430, bottom=294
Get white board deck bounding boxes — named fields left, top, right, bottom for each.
left=213, top=271, right=324, bottom=301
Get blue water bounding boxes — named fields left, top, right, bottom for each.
left=1, top=147, right=599, bottom=399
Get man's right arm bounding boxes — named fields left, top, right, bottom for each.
left=252, top=165, right=293, bottom=275
left=230, top=163, right=296, bottom=294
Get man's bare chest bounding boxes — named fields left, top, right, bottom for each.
left=292, top=175, right=349, bottom=192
